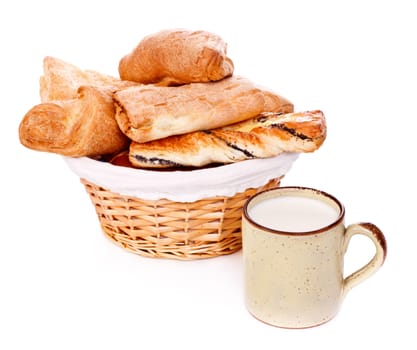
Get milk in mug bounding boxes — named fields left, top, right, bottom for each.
left=248, top=195, right=340, bottom=232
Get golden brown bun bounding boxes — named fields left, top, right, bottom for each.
left=113, top=76, right=293, bottom=143
left=118, top=29, right=234, bottom=86
left=19, top=86, right=130, bottom=157
left=129, top=110, right=326, bottom=168
left=40, top=56, right=136, bottom=102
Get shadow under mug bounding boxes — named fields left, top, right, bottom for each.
left=242, top=186, right=387, bottom=329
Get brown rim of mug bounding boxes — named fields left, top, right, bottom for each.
left=243, top=186, right=345, bottom=236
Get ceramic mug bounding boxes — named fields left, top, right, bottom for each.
left=242, top=186, right=387, bottom=329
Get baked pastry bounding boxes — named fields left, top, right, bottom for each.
left=259, top=86, right=294, bottom=113
left=118, top=29, right=234, bottom=86
left=40, top=56, right=136, bottom=102
left=19, top=86, right=130, bottom=157
left=129, top=110, right=326, bottom=168
left=113, top=76, right=293, bottom=143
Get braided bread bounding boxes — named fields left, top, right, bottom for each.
left=129, top=110, right=326, bottom=168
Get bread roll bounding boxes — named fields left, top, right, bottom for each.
left=129, top=110, right=326, bottom=168
left=113, top=76, right=293, bottom=143
left=40, top=56, right=136, bottom=102
left=118, top=29, right=234, bottom=86
left=19, top=86, right=130, bottom=157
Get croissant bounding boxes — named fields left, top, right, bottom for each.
left=129, top=110, right=326, bottom=168
left=118, top=29, right=234, bottom=86
left=19, top=86, right=130, bottom=157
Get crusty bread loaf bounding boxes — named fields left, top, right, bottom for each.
left=129, top=110, right=326, bottom=168
left=118, top=29, right=234, bottom=86
left=40, top=56, right=136, bottom=102
left=113, top=76, right=293, bottom=143
left=19, top=86, right=130, bottom=157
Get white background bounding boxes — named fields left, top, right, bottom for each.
left=1, top=0, right=415, bottom=349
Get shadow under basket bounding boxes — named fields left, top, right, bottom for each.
left=81, top=177, right=282, bottom=260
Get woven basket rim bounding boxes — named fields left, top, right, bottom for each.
left=64, top=153, right=298, bottom=202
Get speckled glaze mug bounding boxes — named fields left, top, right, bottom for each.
left=242, top=186, right=387, bottom=329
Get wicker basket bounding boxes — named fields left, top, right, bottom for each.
left=81, top=176, right=282, bottom=260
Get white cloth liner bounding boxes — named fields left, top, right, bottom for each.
left=64, top=152, right=299, bottom=202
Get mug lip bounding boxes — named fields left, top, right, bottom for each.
left=243, top=186, right=345, bottom=236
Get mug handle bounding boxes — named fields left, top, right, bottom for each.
left=342, top=222, right=387, bottom=297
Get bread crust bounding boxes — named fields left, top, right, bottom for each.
left=113, top=76, right=293, bottom=143
left=118, top=29, right=234, bottom=85
left=129, top=110, right=326, bottom=168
